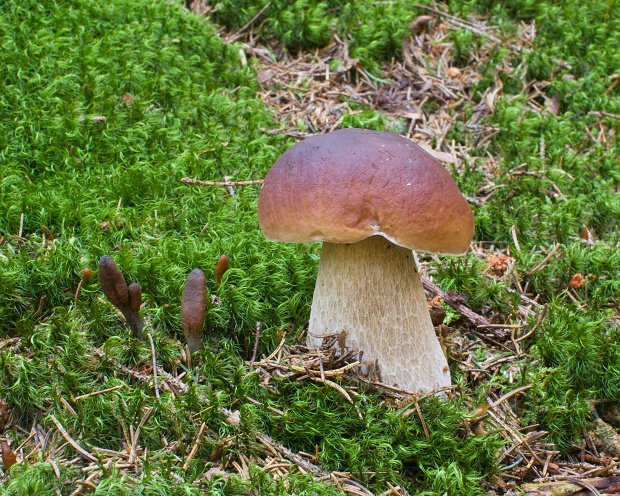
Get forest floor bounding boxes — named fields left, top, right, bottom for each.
left=1, top=0, right=620, bottom=494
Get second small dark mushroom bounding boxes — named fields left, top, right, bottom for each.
left=181, top=268, right=207, bottom=355
left=215, top=254, right=229, bottom=287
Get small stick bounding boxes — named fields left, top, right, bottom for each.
left=49, top=415, right=97, bottom=462
left=253, top=333, right=286, bottom=366
left=182, top=422, right=207, bottom=471
left=384, top=482, right=404, bottom=496
left=59, top=395, right=77, bottom=415
left=420, top=276, right=508, bottom=338
left=414, top=401, right=430, bottom=439
left=489, top=385, right=533, bottom=409
left=250, top=322, right=262, bottom=365
left=181, top=177, right=264, bottom=187
left=511, top=225, right=521, bottom=252
left=73, top=385, right=125, bottom=402
left=526, top=242, right=561, bottom=276
left=148, top=333, right=160, bottom=398
left=477, top=324, right=523, bottom=329
left=288, top=361, right=360, bottom=378
left=18, top=213, right=24, bottom=238
left=515, top=306, right=547, bottom=344
left=256, top=433, right=326, bottom=477
left=129, top=407, right=154, bottom=464
left=47, top=457, right=61, bottom=478
left=73, top=280, right=83, bottom=305
left=225, top=1, right=272, bottom=44
left=588, top=110, right=620, bottom=121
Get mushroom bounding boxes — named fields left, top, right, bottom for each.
left=257, top=128, right=474, bottom=393
left=215, top=254, right=229, bottom=287
left=98, top=256, right=145, bottom=340
left=181, top=268, right=207, bottom=354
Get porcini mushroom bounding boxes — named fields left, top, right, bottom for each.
left=257, top=128, right=474, bottom=393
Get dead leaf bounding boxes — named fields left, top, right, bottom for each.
left=1, top=441, right=17, bottom=470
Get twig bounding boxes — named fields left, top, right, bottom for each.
left=511, top=225, right=521, bottom=252
left=253, top=332, right=287, bottom=366
left=183, top=422, right=207, bottom=471
left=414, top=401, right=430, bottom=439
left=477, top=324, right=523, bottom=329
left=506, top=287, right=542, bottom=308
left=129, top=407, right=154, bottom=464
left=18, top=212, right=24, bottom=238
left=421, top=275, right=508, bottom=338
left=310, top=376, right=363, bottom=419
left=181, top=177, right=264, bottom=187
left=526, top=243, right=561, bottom=276
left=514, top=305, right=547, bottom=343
left=251, top=322, right=262, bottom=365
left=74, top=280, right=83, bottom=304
left=288, top=361, right=360, bottom=378
left=489, top=385, right=532, bottom=409
left=49, top=415, right=97, bottom=462
left=589, top=110, right=620, bottom=121
left=73, top=385, right=125, bottom=402
left=256, top=433, right=326, bottom=477
left=148, top=333, right=160, bottom=398
left=225, top=1, right=272, bottom=44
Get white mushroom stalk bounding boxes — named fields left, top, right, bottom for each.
left=308, top=236, right=450, bottom=392
left=257, top=128, right=474, bottom=393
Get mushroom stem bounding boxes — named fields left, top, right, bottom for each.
left=307, top=236, right=451, bottom=393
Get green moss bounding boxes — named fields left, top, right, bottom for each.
left=2, top=0, right=620, bottom=492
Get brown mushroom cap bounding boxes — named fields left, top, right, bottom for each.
left=257, top=128, right=474, bottom=255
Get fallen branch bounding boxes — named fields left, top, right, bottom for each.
left=129, top=407, right=154, bottom=464
left=420, top=275, right=508, bottom=338
left=225, top=1, right=272, bottom=44
left=522, top=475, right=620, bottom=495
left=183, top=422, right=207, bottom=471
left=526, top=242, right=561, bottom=276
left=181, top=177, right=264, bottom=187
left=49, top=415, right=98, bottom=463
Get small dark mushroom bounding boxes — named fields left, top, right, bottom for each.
left=98, top=256, right=145, bottom=340
left=181, top=269, right=207, bottom=355
left=128, top=283, right=142, bottom=314
left=127, top=282, right=145, bottom=340
left=82, top=268, right=93, bottom=285
left=215, top=254, right=229, bottom=287
left=98, top=256, right=129, bottom=309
